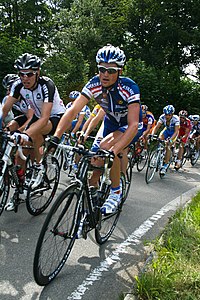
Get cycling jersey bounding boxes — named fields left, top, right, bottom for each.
left=13, top=97, right=29, bottom=115
left=10, top=77, right=66, bottom=118
left=158, top=114, right=180, bottom=132
left=66, top=102, right=91, bottom=121
left=179, top=118, right=192, bottom=137
left=91, top=104, right=101, bottom=117
left=82, top=75, right=142, bottom=128
left=142, top=111, right=155, bottom=130
left=190, top=121, right=200, bottom=137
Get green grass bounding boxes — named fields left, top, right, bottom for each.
left=134, top=192, right=200, bottom=300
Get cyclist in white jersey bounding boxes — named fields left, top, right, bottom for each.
left=50, top=44, right=142, bottom=214
left=151, top=104, right=180, bottom=175
left=2, top=53, right=66, bottom=211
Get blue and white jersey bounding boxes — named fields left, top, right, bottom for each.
left=82, top=75, right=142, bottom=127
left=10, top=77, right=66, bottom=118
left=158, top=114, right=180, bottom=131
left=66, top=102, right=91, bottom=121
left=191, top=121, right=200, bottom=135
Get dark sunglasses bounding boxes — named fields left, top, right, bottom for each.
left=19, top=71, right=36, bottom=78
left=97, top=65, right=121, bottom=74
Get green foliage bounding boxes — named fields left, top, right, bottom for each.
left=135, top=192, right=200, bottom=299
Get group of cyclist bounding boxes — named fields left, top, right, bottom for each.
left=1, top=44, right=200, bottom=213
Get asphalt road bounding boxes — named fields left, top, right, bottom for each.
left=1, top=161, right=200, bottom=300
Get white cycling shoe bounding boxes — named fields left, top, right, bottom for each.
left=5, top=199, right=15, bottom=211
left=101, top=192, right=121, bottom=215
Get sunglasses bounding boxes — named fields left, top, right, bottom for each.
left=19, top=71, right=36, bottom=78
left=97, top=65, right=121, bottom=74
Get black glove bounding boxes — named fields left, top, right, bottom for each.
left=46, top=136, right=60, bottom=152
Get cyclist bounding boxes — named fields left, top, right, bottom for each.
left=189, top=114, right=200, bottom=151
left=50, top=44, right=142, bottom=214
left=1, top=74, right=17, bottom=126
left=139, top=104, right=156, bottom=150
left=151, top=104, right=180, bottom=175
left=66, top=90, right=91, bottom=138
left=175, top=110, right=192, bottom=170
left=2, top=53, right=66, bottom=211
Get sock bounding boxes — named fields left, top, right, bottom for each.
left=111, top=186, right=120, bottom=194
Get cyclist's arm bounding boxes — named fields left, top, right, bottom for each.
left=72, top=113, right=85, bottom=134
left=84, top=108, right=105, bottom=139
left=54, top=94, right=89, bottom=139
left=2, top=95, right=18, bottom=121
left=142, top=124, right=152, bottom=138
left=151, top=122, right=162, bottom=135
left=81, top=115, right=94, bottom=133
left=170, top=124, right=179, bottom=141
left=25, top=102, right=52, bottom=136
left=18, top=108, right=34, bottom=132
left=110, top=102, right=140, bottom=155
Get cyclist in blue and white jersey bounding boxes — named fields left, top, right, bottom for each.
left=51, top=44, right=142, bottom=214
left=189, top=114, right=200, bottom=151
left=66, top=90, right=91, bottom=137
left=151, top=104, right=180, bottom=175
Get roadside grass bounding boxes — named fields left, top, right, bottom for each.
left=134, top=191, right=200, bottom=300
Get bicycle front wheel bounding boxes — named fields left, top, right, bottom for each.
left=145, top=151, right=159, bottom=184
left=0, top=169, right=10, bottom=216
left=26, top=155, right=60, bottom=216
left=33, top=183, right=81, bottom=286
left=136, top=149, right=148, bottom=172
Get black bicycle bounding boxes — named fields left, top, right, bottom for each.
left=33, top=145, right=127, bottom=286
left=182, top=138, right=199, bottom=166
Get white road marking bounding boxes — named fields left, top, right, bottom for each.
left=67, top=185, right=200, bottom=300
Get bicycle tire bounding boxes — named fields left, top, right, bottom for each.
left=136, top=149, right=148, bottom=172
left=26, top=155, right=60, bottom=216
left=0, top=169, right=10, bottom=216
left=124, top=158, right=133, bottom=199
left=33, top=183, right=81, bottom=286
left=95, top=181, right=122, bottom=245
left=191, top=150, right=199, bottom=166
left=145, top=150, right=159, bottom=184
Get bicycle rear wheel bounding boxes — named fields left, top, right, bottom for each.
left=26, top=155, right=60, bottom=216
left=0, top=169, right=10, bottom=216
left=145, top=150, right=158, bottom=184
left=33, top=183, right=81, bottom=286
left=136, top=149, right=148, bottom=172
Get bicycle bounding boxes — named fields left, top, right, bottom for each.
left=33, top=144, right=127, bottom=286
left=145, top=135, right=168, bottom=184
left=0, top=130, right=32, bottom=215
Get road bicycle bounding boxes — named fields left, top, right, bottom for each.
left=0, top=130, right=32, bottom=215
left=33, top=144, right=127, bottom=286
left=145, top=136, right=168, bottom=184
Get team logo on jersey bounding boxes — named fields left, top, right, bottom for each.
left=26, top=94, right=30, bottom=99
left=37, top=93, right=41, bottom=99
left=117, top=100, right=123, bottom=104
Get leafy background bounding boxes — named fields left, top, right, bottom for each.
left=0, top=0, right=200, bottom=118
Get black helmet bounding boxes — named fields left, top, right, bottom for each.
left=14, top=53, right=41, bottom=71
left=2, top=74, right=19, bottom=89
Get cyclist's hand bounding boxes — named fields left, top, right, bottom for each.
left=11, top=131, right=32, bottom=145
left=46, top=136, right=60, bottom=153
left=76, top=131, right=85, bottom=143
left=70, top=132, right=76, bottom=139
